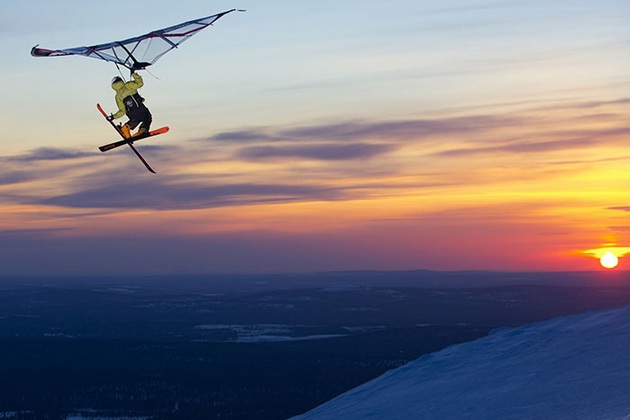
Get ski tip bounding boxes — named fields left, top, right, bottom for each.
left=149, top=126, right=169, bottom=135
left=96, top=103, right=108, bottom=117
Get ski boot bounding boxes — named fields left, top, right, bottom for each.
left=119, top=123, right=131, bottom=139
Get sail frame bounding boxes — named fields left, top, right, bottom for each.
left=31, top=9, right=237, bottom=70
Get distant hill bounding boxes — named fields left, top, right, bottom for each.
left=293, top=305, right=630, bottom=419
left=3, top=269, right=629, bottom=293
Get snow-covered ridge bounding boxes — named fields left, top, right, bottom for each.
left=293, top=305, right=630, bottom=419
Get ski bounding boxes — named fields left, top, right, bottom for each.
left=96, top=103, right=168, bottom=173
left=98, top=126, right=169, bottom=152
left=127, top=142, right=157, bottom=174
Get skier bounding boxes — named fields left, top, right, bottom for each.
left=108, top=72, right=152, bottom=138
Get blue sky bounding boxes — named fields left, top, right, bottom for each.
left=6, top=0, right=627, bottom=150
left=1, top=0, right=630, bottom=275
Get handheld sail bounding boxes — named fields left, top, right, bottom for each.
left=31, top=9, right=238, bottom=70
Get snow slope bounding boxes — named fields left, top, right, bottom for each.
left=293, top=305, right=630, bottom=419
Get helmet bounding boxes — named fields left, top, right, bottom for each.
left=111, top=76, right=123, bottom=85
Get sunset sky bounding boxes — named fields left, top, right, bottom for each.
left=2, top=0, right=630, bottom=276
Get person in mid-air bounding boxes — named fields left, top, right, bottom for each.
left=107, top=72, right=152, bottom=138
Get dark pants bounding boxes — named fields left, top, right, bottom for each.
left=127, top=105, right=152, bottom=132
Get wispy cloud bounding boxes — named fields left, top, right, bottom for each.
left=37, top=179, right=345, bottom=210
left=211, top=131, right=280, bottom=143
left=236, top=143, right=396, bottom=161
left=209, top=115, right=519, bottom=145
left=0, top=171, right=36, bottom=185
left=433, top=136, right=599, bottom=158
left=4, top=147, right=96, bottom=162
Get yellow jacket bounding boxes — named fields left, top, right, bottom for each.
left=111, top=72, right=144, bottom=119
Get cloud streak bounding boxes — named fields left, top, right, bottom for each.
left=3, top=147, right=96, bottom=162
left=209, top=115, right=520, bottom=145
left=0, top=171, right=35, bottom=186
left=38, top=180, right=346, bottom=210
left=236, top=142, right=396, bottom=161
left=432, top=136, right=599, bottom=158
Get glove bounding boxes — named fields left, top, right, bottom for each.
left=106, top=114, right=114, bottom=122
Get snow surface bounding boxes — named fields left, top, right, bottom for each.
left=293, top=305, right=630, bottom=420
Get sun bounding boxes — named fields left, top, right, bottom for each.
left=600, top=252, right=619, bottom=269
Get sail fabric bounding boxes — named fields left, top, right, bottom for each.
left=31, top=9, right=237, bottom=69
